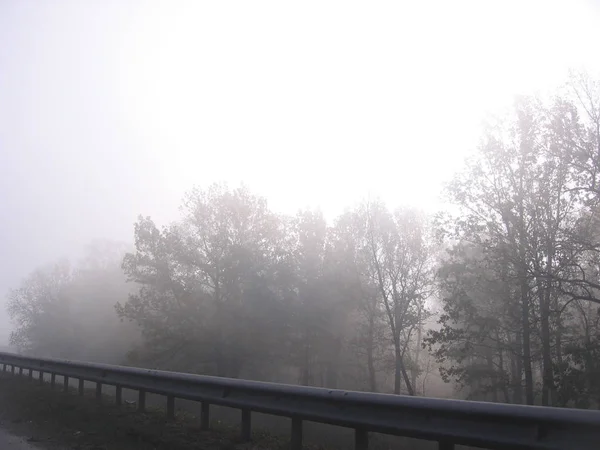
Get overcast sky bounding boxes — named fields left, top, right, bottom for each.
left=1, top=0, right=599, bottom=343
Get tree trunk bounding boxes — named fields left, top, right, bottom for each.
left=538, top=241, right=556, bottom=406
left=411, top=310, right=423, bottom=393
left=512, top=329, right=524, bottom=404
left=540, top=295, right=554, bottom=406
left=366, top=312, right=377, bottom=392
left=520, top=276, right=534, bottom=405
left=325, top=338, right=340, bottom=389
left=583, top=314, right=594, bottom=405
left=496, top=333, right=510, bottom=403
left=517, top=122, right=534, bottom=405
left=555, top=309, right=563, bottom=368
left=510, top=351, right=520, bottom=403
left=300, top=329, right=312, bottom=386
left=517, top=202, right=534, bottom=404
left=487, top=353, right=498, bottom=403
left=394, top=347, right=402, bottom=394
left=394, top=336, right=414, bottom=395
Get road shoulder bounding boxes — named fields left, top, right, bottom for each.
left=0, top=373, right=299, bottom=450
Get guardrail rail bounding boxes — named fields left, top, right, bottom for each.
left=0, top=352, right=599, bottom=450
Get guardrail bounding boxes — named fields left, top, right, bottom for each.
left=0, top=352, right=599, bottom=450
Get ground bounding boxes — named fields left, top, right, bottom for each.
left=0, top=373, right=324, bottom=450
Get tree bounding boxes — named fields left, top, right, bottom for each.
left=7, top=241, right=137, bottom=363
left=426, top=241, right=522, bottom=402
left=430, top=84, right=600, bottom=406
left=8, top=259, right=73, bottom=356
left=286, top=210, right=347, bottom=387
left=117, top=184, right=289, bottom=378
left=350, top=200, right=434, bottom=395
left=330, top=210, right=387, bottom=392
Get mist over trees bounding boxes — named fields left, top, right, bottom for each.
left=113, top=185, right=435, bottom=394
left=6, top=73, right=600, bottom=407
left=426, top=73, right=600, bottom=407
left=7, top=240, right=139, bottom=363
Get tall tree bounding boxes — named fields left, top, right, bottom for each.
left=117, top=184, right=288, bottom=378
left=432, top=87, right=600, bottom=406
left=359, top=201, right=433, bottom=395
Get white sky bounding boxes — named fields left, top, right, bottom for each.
left=1, top=0, right=600, bottom=341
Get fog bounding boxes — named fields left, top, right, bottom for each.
left=2, top=0, right=600, bottom=407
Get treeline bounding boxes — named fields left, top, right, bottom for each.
left=115, top=189, right=439, bottom=395
left=6, top=73, right=600, bottom=407
left=7, top=190, right=437, bottom=395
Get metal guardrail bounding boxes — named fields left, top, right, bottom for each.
left=0, top=352, right=599, bottom=450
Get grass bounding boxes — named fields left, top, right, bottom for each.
left=0, top=373, right=326, bottom=450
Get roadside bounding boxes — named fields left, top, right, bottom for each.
left=0, top=374, right=321, bottom=450
left=0, top=426, right=42, bottom=450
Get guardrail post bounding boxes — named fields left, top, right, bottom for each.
left=291, top=417, right=303, bottom=450
left=11, top=365, right=15, bottom=375
left=96, top=382, right=102, bottom=401
left=241, top=409, right=251, bottom=442
left=29, top=369, right=33, bottom=380
left=78, top=378, right=84, bottom=396
left=201, top=402, right=210, bottom=430
left=51, top=373, right=56, bottom=388
left=355, top=428, right=368, bottom=450
left=167, top=395, right=175, bottom=420
left=19, top=367, right=23, bottom=376
left=138, top=390, right=146, bottom=412
left=439, top=441, right=454, bottom=450
left=115, top=386, right=122, bottom=405
left=39, top=371, right=44, bottom=385
left=63, top=376, right=69, bottom=392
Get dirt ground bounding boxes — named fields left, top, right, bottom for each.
left=0, top=373, right=324, bottom=450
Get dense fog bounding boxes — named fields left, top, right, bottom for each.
left=2, top=1, right=600, bottom=408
